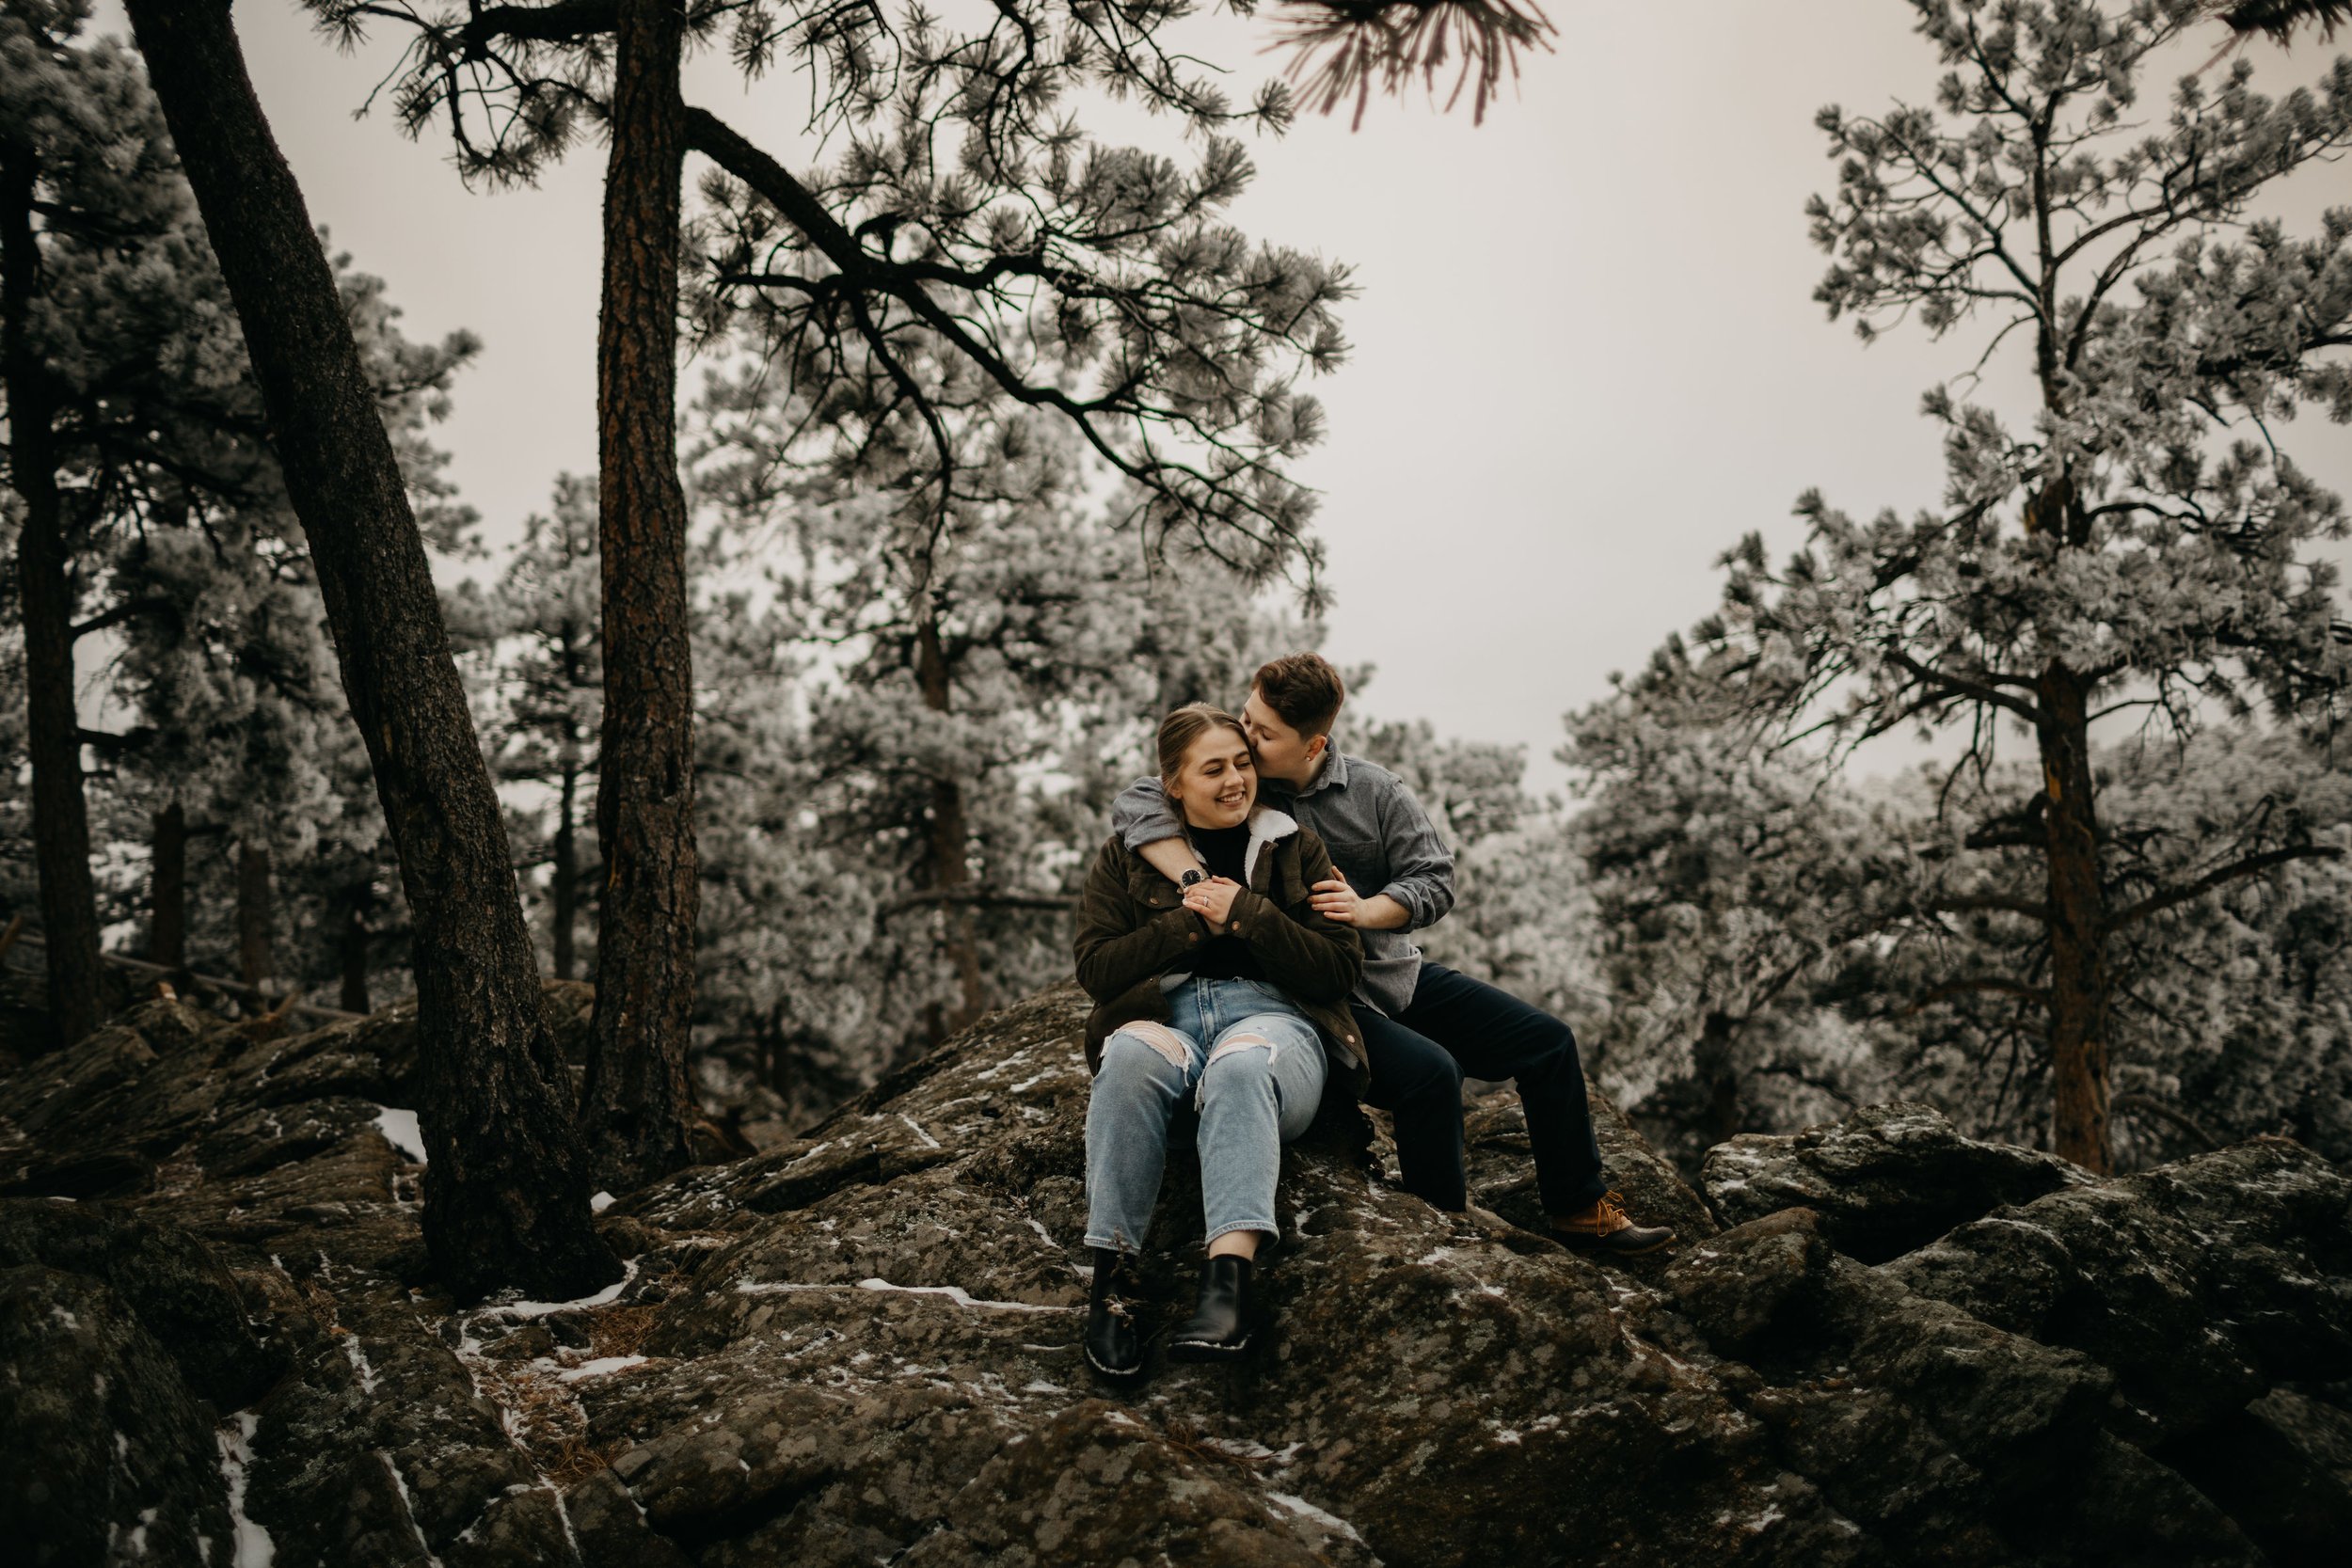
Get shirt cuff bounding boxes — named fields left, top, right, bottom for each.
left=1377, top=883, right=1427, bottom=930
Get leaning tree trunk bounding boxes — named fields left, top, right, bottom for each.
left=124, top=0, right=616, bottom=1303
left=1, top=138, right=103, bottom=1048
left=914, top=606, right=985, bottom=1038
left=580, top=0, right=698, bottom=1191
left=2034, top=660, right=2112, bottom=1173
left=235, top=839, right=275, bottom=1006
left=150, top=803, right=187, bottom=972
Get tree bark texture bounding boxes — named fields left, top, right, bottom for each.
left=2034, top=661, right=2112, bottom=1173
left=1, top=138, right=103, bottom=1047
left=581, top=0, right=698, bottom=1191
left=149, top=803, right=187, bottom=972
left=235, top=839, right=275, bottom=1002
left=123, top=0, right=617, bottom=1302
left=554, top=765, right=579, bottom=982
left=914, top=607, right=984, bottom=1038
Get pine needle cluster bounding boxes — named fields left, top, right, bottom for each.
left=1267, top=0, right=1555, bottom=128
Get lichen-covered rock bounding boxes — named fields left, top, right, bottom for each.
left=0, top=1197, right=282, bottom=1407
left=1702, top=1101, right=2089, bottom=1262
left=3, top=980, right=2350, bottom=1565
left=2168, top=1386, right=2352, bottom=1568
left=1663, top=1206, right=1830, bottom=1352
left=1883, top=1137, right=2352, bottom=1442
left=1, top=1263, right=235, bottom=1568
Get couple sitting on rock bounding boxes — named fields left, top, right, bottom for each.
left=1073, top=653, right=1675, bottom=1379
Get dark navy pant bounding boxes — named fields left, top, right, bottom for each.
left=1354, top=963, right=1607, bottom=1215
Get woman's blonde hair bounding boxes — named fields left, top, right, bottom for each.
left=1156, top=703, right=1252, bottom=788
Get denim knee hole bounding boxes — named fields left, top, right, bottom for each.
left=1109, top=1022, right=1190, bottom=1071
left=1198, top=1033, right=1274, bottom=1110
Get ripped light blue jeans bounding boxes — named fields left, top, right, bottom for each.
left=1084, top=974, right=1328, bottom=1254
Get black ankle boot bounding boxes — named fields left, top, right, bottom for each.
left=1083, top=1247, right=1143, bottom=1379
left=1168, top=1254, right=1255, bottom=1362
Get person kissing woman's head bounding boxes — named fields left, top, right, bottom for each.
left=1158, top=704, right=1256, bottom=831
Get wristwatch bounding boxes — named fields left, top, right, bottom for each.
left=1179, top=869, right=1204, bottom=890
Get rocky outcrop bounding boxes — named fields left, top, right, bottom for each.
left=2, top=983, right=2348, bottom=1566
left=1702, top=1101, right=2090, bottom=1262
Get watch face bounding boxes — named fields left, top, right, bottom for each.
left=1180, top=870, right=1203, bottom=888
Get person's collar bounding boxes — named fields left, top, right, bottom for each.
left=1242, top=802, right=1297, bottom=882
left=1295, top=744, right=1347, bottom=796
left=1245, top=801, right=1298, bottom=842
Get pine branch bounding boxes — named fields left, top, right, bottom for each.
left=1916, top=894, right=2053, bottom=923
left=2108, top=844, right=2346, bottom=930
left=1901, top=975, right=2052, bottom=1013
left=1271, top=0, right=1555, bottom=129
left=2110, top=1091, right=2222, bottom=1150
left=69, top=595, right=181, bottom=641
left=2211, top=1, right=2352, bottom=45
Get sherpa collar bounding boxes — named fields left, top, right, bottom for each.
left=1242, top=802, right=1298, bottom=883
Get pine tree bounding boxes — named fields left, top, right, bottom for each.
left=1651, top=0, right=2350, bottom=1170
left=692, top=351, right=1305, bottom=1117
left=122, top=0, right=617, bottom=1301
left=453, top=475, right=606, bottom=982
left=302, top=0, right=1352, bottom=1184
left=1568, top=677, right=2352, bottom=1170
left=1, top=1, right=237, bottom=1042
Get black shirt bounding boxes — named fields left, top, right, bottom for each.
left=1176, top=822, right=1263, bottom=982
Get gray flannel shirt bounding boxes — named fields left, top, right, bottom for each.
left=1108, top=749, right=1455, bottom=1016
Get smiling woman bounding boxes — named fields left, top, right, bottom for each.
left=1070, top=703, right=1367, bottom=1381
left=1160, top=704, right=1261, bottom=833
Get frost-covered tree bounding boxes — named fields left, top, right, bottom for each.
left=1569, top=648, right=2352, bottom=1171
left=1563, top=677, right=1899, bottom=1166
left=306, top=0, right=1354, bottom=1187
left=1, top=1, right=264, bottom=1039
left=695, top=353, right=1301, bottom=1105
left=1661, top=0, right=2351, bottom=1169
left=452, top=475, right=606, bottom=982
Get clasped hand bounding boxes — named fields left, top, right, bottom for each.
left=1182, top=876, right=1243, bottom=930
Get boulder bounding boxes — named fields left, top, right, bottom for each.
left=1702, top=1101, right=2088, bottom=1262
left=0, top=1264, right=235, bottom=1568
left=0, top=1197, right=282, bottom=1408
left=1883, top=1137, right=2352, bottom=1440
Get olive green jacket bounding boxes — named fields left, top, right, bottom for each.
left=1073, top=806, right=1369, bottom=1099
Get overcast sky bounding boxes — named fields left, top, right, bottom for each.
left=98, top=3, right=2352, bottom=794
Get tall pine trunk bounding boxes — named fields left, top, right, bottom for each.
left=124, top=0, right=616, bottom=1303
left=1, top=138, right=103, bottom=1047
left=150, top=803, right=186, bottom=972
left=2034, top=661, right=2111, bottom=1172
left=914, top=608, right=984, bottom=1037
left=580, top=0, right=699, bottom=1191
left=235, top=840, right=274, bottom=1004
left=553, top=763, right=579, bottom=982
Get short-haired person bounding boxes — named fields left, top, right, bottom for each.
left=1074, top=704, right=1365, bottom=1379
left=1112, top=654, right=1674, bottom=1255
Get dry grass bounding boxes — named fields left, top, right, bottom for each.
left=445, top=1283, right=680, bottom=1490
left=589, top=1302, right=663, bottom=1361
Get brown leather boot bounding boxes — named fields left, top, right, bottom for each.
left=1552, top=1190, right=1675, bottom=1256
